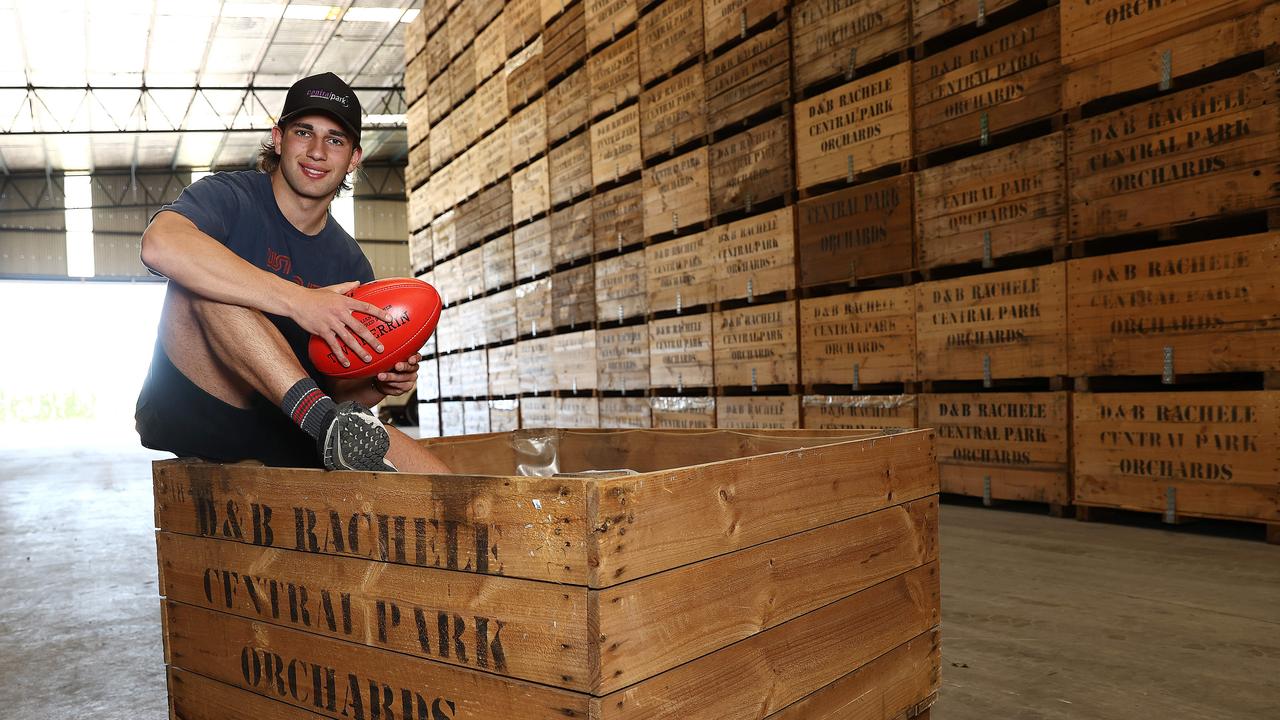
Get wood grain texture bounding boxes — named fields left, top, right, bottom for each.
left=1068, top=233, right=1280, bottom=377
left=597, top=324, right=651, bottom=392
left=801, top=286, right=917, bottom=385
left=792, top=0, right=910, bottom=90
left=639, top=0, right=704, bottom=86
left=651, top=395, right=717, bottom=428
left=518, top=336, right=556, bottom=393
left=649, top=313, right=715, bottom=387
left=595, top=248, right=648, bottom=320
left=715, top=395, right=802, bottom=429
left=591, top=104, right=643, bottom=187
left=646, top=231, right=713, bottom=313
left=714, top=300, right=800, bottom=386
left=640, top=64, right=707, bottom=160
left=802, top=394, right=918, bottom=430
left=643, top=147, right=710, bottom=236
left=599, top=396, right=653, bottom=428
left=552, top=198, right=596, bottom=266
left=553, top=265, right=597, bottom=329
left=168, top=667, right=329, bottom=720
left=586, top=0, right=639, bottom=51
left=703, top=0, right=785, bottom=53
left=516, top=276, right=553, bottom=337
left=589, top=30, right=641, bottom=118
left=713, top=206, right=796, bottom=303
left=797, top=173, right=914, bottom=287
left=705, top=20, right=790, bottom=133
left=593, top=180, right=645, bottom=253
left=553, top=329, right=599, bottom=390
left=795, top=64, right=913, bottom=189
left=709, top=115, right=794, bottom=216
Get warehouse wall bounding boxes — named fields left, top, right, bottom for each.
left=0, top=176, right=69, bottom=276
left=405, top=0, right=1280, bottom=531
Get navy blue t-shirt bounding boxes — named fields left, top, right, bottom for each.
left=152, top=170, right=374, bottom=376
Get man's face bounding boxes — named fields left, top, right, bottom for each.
left=272, top=114, right=363, bottom=200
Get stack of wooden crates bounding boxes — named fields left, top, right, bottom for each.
left=404, top=0, right=1280, bottom=541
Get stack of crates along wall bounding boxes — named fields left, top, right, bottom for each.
left=155, top=428, right=941, bottom=719
left=400, top=0, right=1280, bottom=541
left=1061, top=0, right=1280, bottom=540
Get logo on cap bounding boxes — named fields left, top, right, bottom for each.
left=306, top=89, right=350, bottom=107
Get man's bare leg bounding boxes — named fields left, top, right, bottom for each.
left=162, top=285, right=450, bottom=472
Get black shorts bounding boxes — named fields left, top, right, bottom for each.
left=135, top=343, right=321, bottom=468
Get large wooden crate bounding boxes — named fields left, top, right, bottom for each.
left=488, top=343, right=520, bottom=395
left=1073, top=391, right=1280, bottom=528
left=591, top=104, right=643, bottom=187
left=597, top=323, right=651, bottom=392
left=651, top=396, right=717, bottom=427
left=521, top=393, right=556, bottom=426
left=912, top=8, right=1061, bottom=156
left=587, top=0, right=640, bottom=51
left=157, top=429, right=939, bottom=719
left=552, top=264, right=597, bottom=329
left=716, top=395, right=802, bottom=429
left=801, top=286, right=917, bottom=386
left=709, top=115, right=793, bottom=217
left=646, top=231, right=714, bottom=313
left=640, top=63, right=707, bottom=160
left=486, top=287, right=520, bottom=344
left=506, top=37, right=546, bottom=112
left=1060, top=0, right=1278, bottom=109
left=518, top=336, right=556, bottom=391
left=705, top=20, right=790, bottom=134
left=798, top=173, right=914, bottom=287
left=512, top=156, right=551, bottom=224
left=714, top=300, right=799, bottom=387
left=1068, top=66, right=1280, bottom=241
left=593, top=180, right=645, bottom=253
left=916, top=264, right=1068, bottom=381
left=589, top=30, right=641, bottom=119
left=551, top=198, right=595, bottom=267
left=791, top=0, right=910, bottom=92
left=548, top=131, right=594, bottom=206
left=553, top=329, right=599, bottom=391
left=514, top=217, right=552, bottom=281
left=1068, top=233, right=1280, bottom=379
left=803, top=394, right=919, bottom=430
left=639, top=0, right=705, bottom=86
left=713, top=206, right=796, bottom=303
left=703, top=0, right=786, bottom=54
left=556, top=396, right=601, bottom=428
left=482, top=232, right=515, bottom=291
left=912, top=0, right=1022, bottom=43
left=490, top=398, right=520, bottom=432
left=599, top=396, right=652, bottom=427
left=516, top=276, right=553, bottom=337
left=643, top=146, right=711, bottom=237
left=509, top=97, right=548, bottom=168
left=595, top=248, right=648, bottom=321
left=918, top=391, right=1071, bottom=506
left=916, top=133, right=1066, bottom=269
left=546, top=65, right=591, bottom=143
left=650, top=313, right=715, bottom=388
left=795, top=64, right=913, bottom=191
left=544, top=0, right=587, bottom=83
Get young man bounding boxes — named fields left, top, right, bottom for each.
left=135, top=72, right=449, bottom=473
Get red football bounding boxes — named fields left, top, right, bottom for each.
left=307, top=277, right=442, bottom=379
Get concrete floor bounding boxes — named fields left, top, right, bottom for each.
left=1, top=431, right=1277, bottom=719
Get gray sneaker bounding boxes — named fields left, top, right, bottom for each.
left=322, top=401, right=397, bottom=471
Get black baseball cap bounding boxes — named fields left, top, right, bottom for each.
left=278, top=72, right=362, bottom=147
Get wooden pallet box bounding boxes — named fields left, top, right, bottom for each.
left=474, top=0, right=504, bottom=33
left=597, top=324, right=651, bottom=392
left=419, top=400, right=443, bottom=437
left=475, top=17, right=508, bottom=85
left=643, top=146, right=711, bottom=237
left=452, top=44, right=479, bottom=106
left=703, top=0, right=785, bottom=54
left=512, top=156, right=551, bottom=224
left=553, top=396, right=600, bottom=428
left=553, top=329, right=599, bottom=391
left=714, top=300, right=799, bottom=387
left=916, top=264, right=1068, bottom=381
left=407, top=51, right=429, bottom=105
left=439, top=351, right=465, bottom=396
left=428, top=71, right=452, bottom=125
left=488, top=343, right=520, bottom=395
left=646, top=230, right=714, bottom=313
left=919, top=391, right=1071, bottom=505
left=705, top=19, right=790, bottom=134
left=803, top=394, right=918, bottom=430
left=518, top=335, right=557, bottom=392
left=1060, top=0, right=1278, bottom=109
left=505, top=0, right=542, bottom=56
left=474, top=72, right=510, bottom=139
left=455, top=245, right=486, bottom=303
left=583, top=201, right=633, bottom=268
left=426, top=27, right=451, bottom=84
left=459, top=348, right=491, bottom=397
left=544, top=0, right=587, bottom=83
left=1067, top=65, right=1280, bottom=241
left=456, top=180, right=514, bottom=251
left=408, top=100, right=430, bottom=150
left=913, top=8, right=1061, bottom=156
left=408, top=141, right=430, bottom=191
left=483, top=232, right=515, bottom=291
left=650, top=313, right=715, bottom=388
left=791, top=0, right=910, bottom=92
left=487, top=287, right=520, bottom=343
left=713, top=206, right=796, bottom=303
left=801, top=286, right=917, bottom=386
left=589, top=31, right=640, bottom=119
left=916, top=132, right=1066, bottom=270
left=510, top=97, right=548, bottom=168
left=406, top=7, right=428, bottom=60
left=651, top=396, right=717, bottom=427
left=587, top=0, right=639, bottom=51
left=548, top=131, right=594, bottom=206
left=639, top=0, right=705, bottom=86
left=489, top=398, right=521, bottom=432
left=912, top=0, right=1022, bottom=43
left=1067, top=233, right=1280, bottom=378
left=506, top=37, right=546, bottom=112
left=410, top=227, right=433, bottom=274
left=475, top=125, right=512, bottom=189
left=1073, top=391, right=1280, bottom=524
left=418, top=355, right=441, bottom=403
left=797, top=173, right=914, bottom=287
left=551, top=198, right=596, bottom=266
left=463, top=299, right=492, bottom=351
left=446, top=0, right=476, bottom=59
left=795, top=64, right=913, bottom=190
left=640, top=63, right=707, bottom=160
left=599, top=396, right=652, bottom=427
left=595, top=248, right=648, bottom=321
left=441, top=398, right=465, bottom=434
left=709, top=115, right=793, bottom=217
left=464, top=399, right=492, bottom=434
left=516, top=276, right=554, bottom=337
left=552, top=264, right=597, bottom=328
left=546, top=65, right=591, bottom=143
left=591, top=104, right=643, bottom=187
left=716, top=394, right=802, bottom=429
left=521, top=394, right=556, bottom=426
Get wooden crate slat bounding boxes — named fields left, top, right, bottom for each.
left=801, top=286, right=917, bottom=386
left=797, top=173, right=914, bottom=287
left=795, top=64, right=913, bottom=190
left=802, top=394, right=918, bottom=430
left=716, top=394, right=802, bottom=429
left=713, top=300, right=800, bottom=386
left=792, top=0, right=910, bottom=91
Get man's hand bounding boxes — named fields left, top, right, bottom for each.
left=290, top=281, right=392, bottom=367
left=372, top=355, right=420, bottom=396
